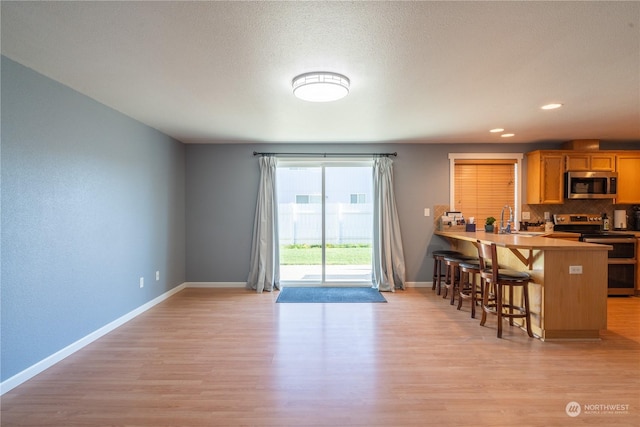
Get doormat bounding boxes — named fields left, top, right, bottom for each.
left=276, top=287, right=387, bottom=303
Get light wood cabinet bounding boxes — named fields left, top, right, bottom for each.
left=637, top=238, right=640, bottom=295
left=526, top=151, right=564, bottom=204
left=565, top=153, right=615, bottom=171
left=615, top=153, right=640, bottom=204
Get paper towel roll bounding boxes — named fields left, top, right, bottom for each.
left=614, top=210, right=627, bottom=230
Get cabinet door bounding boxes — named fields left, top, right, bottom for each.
left=526, top=151, right=564, bottom=204
left=565, top=154, right=590, bottom=171
left=541, top=155, right=564, bottom=203
left=616, top=154, right=640, bottom=204
left=565, top=153, right=615, bottom=171
left=590, top=153, right=615, bottom=171
left=637, top=238, right=640, bottom=294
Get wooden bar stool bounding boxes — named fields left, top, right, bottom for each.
left=442, top=254, right=478, bottom=305
left=432, top=250, right=462, bottom=295
left=476, top=240, right=534, bottom=338
left=457, top=259, right=483, bottom=318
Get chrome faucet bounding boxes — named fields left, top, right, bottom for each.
left=500, top=205, right=513, bottom=234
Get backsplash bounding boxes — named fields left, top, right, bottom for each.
left=522, top=201, right=638, bottom=229
left=436, top=202, right=640, bottom=230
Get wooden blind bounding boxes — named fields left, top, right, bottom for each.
left=453, top=160, right=516, bottom=225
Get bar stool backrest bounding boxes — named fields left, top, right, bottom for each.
left=476, top=240, right=498, bottom=281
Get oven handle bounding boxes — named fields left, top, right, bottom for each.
left=582, top=238, right=637, bottom=244
left=608, top=259, right=637, bottom=265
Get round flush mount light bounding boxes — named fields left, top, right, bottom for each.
left=541, top=103, right=563, bottom=110
left=292, top=72, right=350, bottom=102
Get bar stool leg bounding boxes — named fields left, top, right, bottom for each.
left=523, top=283, right=534, bottom=337
left=436, top=257, right=445, bottom=295
left=480, top=280, right=491, bottom=327
left=496, top=283, right=504, bottom=339
left=432, top=257, right=439, bottom=291
left=450, top=265, right=459, bottom=305
left=470, top=272, right=478, bottom=318
left=509, top=286, right=515, bottom=326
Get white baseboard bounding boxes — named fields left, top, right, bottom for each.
left=0, top=282, right=187, bottom=396
left=186, top=282, right=432, bottom=289
left=185, top=282, right=246, bottom=288
left=406, top=281, right=431, bottom=288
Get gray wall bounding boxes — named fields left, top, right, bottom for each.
left=185, top=142, right=554, bottom=284
left=1, top=57, right=186, bottom=382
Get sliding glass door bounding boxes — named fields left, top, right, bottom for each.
left=277, top=160, right=373, bottom=285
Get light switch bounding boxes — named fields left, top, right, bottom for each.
left=424, top=208, right=430, bottom=217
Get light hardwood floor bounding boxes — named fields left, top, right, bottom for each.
left=2, top=288, right=639, bottom=426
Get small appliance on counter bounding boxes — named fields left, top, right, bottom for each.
left=614, top=209, right=628, bottom=230
left=438, top=211, right=465, bottom=231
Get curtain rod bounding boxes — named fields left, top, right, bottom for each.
left=253, top=151, right=397, bottom=157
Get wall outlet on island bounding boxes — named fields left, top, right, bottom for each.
left=569, top=265, right=583, bottom=275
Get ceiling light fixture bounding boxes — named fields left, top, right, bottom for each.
left=490, top=128, right=505, bottom=133
left=541, top=103, right=563, bottom=110
left=292, top=72, right=350, bottom=102
left=501, top=133, right=515, bottom=138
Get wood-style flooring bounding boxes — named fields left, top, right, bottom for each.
left=1, top=287, right=639, bottom=426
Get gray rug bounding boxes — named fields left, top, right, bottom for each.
left=276, top=287, right=387, bottom=303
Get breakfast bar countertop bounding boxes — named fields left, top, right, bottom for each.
left=434, top=230, right=610, bottom=250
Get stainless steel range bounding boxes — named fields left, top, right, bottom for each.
left=554, top=214, right=636, bottom=296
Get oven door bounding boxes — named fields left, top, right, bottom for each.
left=607, top=263, right=636, bottom=295
left=582, top=237, right=636, bottom=258
left=582, top=237, right=636, bottom=296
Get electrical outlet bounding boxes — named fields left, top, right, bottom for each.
left=156, top=271, right=160, bottom=281
left=569, top=265, right=583, bottom=275
left=139, top=277, right=144, bottom=288
left=522, top=211, right=531, bottom=220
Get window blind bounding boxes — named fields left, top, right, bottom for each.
left=453, top=160, right=516, bottom=225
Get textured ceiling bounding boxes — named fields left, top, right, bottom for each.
left=2, top=1, right=639, bottom=144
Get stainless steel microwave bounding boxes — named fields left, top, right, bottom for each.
left=565, top=171, right=618, bottom=199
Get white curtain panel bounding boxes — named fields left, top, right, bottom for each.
left=246, top=156, right=280, bottom=293
left=372, top=157, right=406, bottom=291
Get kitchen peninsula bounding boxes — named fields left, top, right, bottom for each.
left=434, top=230, right=611, bottom=341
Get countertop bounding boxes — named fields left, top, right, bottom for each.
left=434, top=230, right=611, bottom=251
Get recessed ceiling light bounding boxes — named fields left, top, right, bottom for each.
left=501, top=133, right=515, bottom=138
left=541, top=103, right=563, bottom=110
left=490, top=128, right=504, bottom=133
left=292, top=72, right=350, bottom=102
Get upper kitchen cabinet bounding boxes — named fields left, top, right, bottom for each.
left=526, top=151, right=564, bottom=204
left=615, top=153, right=640, bottom=204
left=565, top=153, right=615, bottom=171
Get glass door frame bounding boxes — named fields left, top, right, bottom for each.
left=277, top=157, right=374, bottom=286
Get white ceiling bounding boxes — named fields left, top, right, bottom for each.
left=2, top=1, right=639, bottom=145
